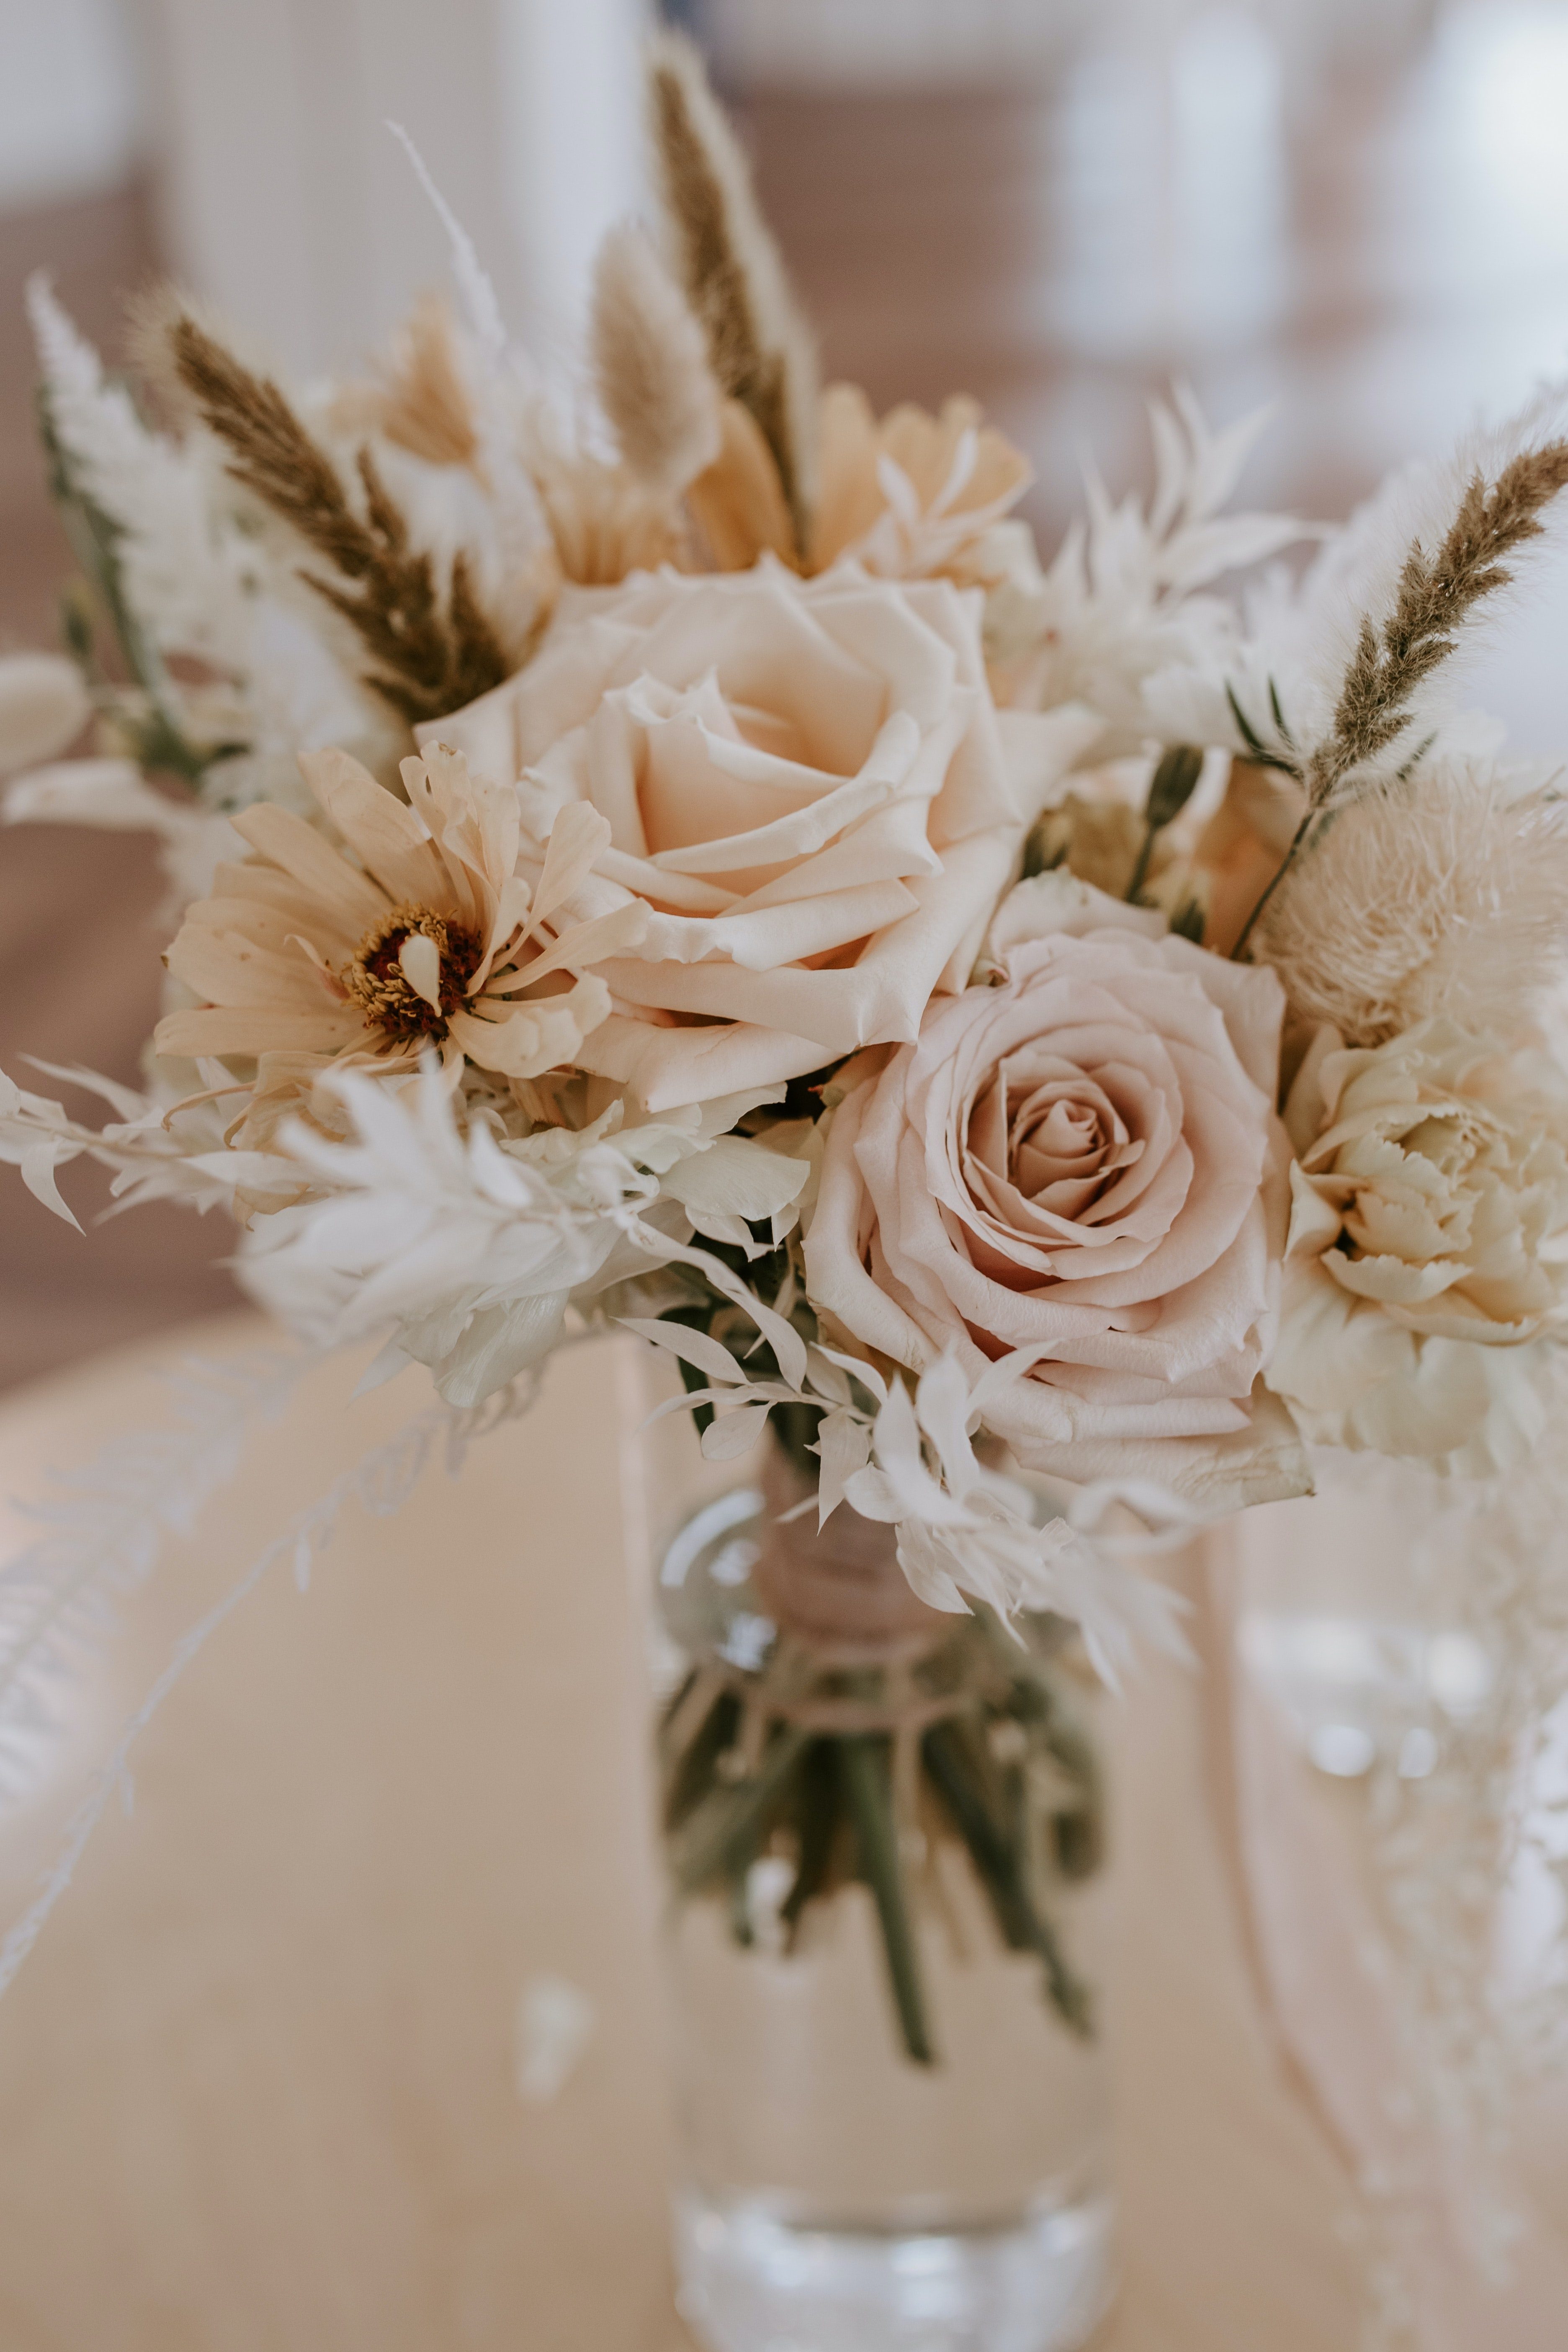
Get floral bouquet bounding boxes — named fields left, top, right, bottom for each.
left=4, top=36, right=1568, bottom=2289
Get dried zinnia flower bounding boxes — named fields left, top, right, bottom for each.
left=155, top=742, right=626, bottom=1085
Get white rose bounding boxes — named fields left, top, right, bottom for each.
left=426, top=560, right=1097, bottom=1109
left=1267, top=1019, right=1568, bottom=1472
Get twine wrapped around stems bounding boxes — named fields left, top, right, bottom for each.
left=750, top=1443, right=953, bottom=1663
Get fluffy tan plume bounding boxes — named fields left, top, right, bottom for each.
left=344, top=292, right=479, bottom=471
left=590, top=222, right=723, bottom=496
left=646, top=30, right=816, bottom=549
left=1257, top=763, right=1568, bottom=1046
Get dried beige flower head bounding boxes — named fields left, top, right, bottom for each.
left=809, top=385, right=1032, bottom=577
left=1256, top=764, right=1568, bottom=1047
left=154, top=742, right=619, bottom=1090
left=1270, top=1018, right=1568, bottom=1470
left=688, top=383, right=1032, bottom=584
left=330, top=292, right=479, bottom=472
left=533, top=452, right=687, bottom=586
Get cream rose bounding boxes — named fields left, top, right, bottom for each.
left=803, top=876, right=1308, bottom=1506
left=1267, top=1020, right=1568, bottom=1472
left=427, top=561, right=1096, bottom=1110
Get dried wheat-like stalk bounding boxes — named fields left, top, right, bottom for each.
left=1235, top=439, right=1568, bottom=957
left=647, top=30, right=816, bottom=549
left=590, top=221, right=722, bottom=495
left=168, top=312, right=507, bottom=726
left=1309, top=441, right=1568, bottom=806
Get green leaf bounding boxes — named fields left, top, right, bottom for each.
left=1143, top=743, right=1204, bottom=830
left=662, top=1686, right=741, bottom=1833
left=1169, top=895, right=1206, bottom=943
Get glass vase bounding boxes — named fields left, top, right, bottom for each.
left=636, top=1383, right=1115, bottom=2352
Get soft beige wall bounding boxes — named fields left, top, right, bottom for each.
left=144, top=0, right=649, bottom=376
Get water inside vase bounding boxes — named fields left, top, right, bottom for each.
left=655, top=1474, right=1114, bottom=2352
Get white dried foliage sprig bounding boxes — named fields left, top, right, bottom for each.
left=0, top=1375, right=536, bottom=2004
left=0, top=1061, right=271, bottom=1228
left=28, top=275, right=258, bottom=679
left=234, top=1068, right=808, bottom=1406
left=0, top=1349, right=311, bottom=1800
left=633, top=1321, right=1192, bottom=1677
left=590, top=222, right=723, bottom=495
left=1257, top=763, right=1568, bottom=1046
left=1004, top=388, right=1312, bottom=756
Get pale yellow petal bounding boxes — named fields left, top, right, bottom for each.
left=687, top=399, right=796, bottom=572
left=530, top=801, right=612, bottom=928
left=232, top=804, right=387, bottom=933
left=166, top=921, right=342, bottom=1012
left=155, top=1005, right=366, bottom=1059
left=810, top=382, right=884, bottom=569
left=298, top=746, right=449, bottom=909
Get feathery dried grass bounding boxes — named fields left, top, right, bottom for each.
left=647, top=31, right=816, bottom=549
left=590, top=222, right=722, bottom=495
left=1308, top=441, right=1568, bottom=809
left=167, top=312, right=507, bottom=726
left=1257, top=768, right=1568, bottom=1046
left=351, top=292, right=479, bottom=471
left=1233, top=438, right=1568, bottom=958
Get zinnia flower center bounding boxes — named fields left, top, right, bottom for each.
left=342, top=904, right=482, bottom=1044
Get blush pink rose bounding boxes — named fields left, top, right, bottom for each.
left=803, top=878, right=1308, bottom=1505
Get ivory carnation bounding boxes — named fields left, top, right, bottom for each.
left=803, top=876, right=1308, bottom=1505
left=428, top=561, right=1095, bottom=1110
left=1267, top=1020, right=1568, bottom=1471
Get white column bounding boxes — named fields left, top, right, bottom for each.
left=144, top=0, right=649, bottom=377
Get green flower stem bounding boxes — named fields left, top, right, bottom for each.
left=840, top=1734, right=936, bottom=2066
left=780, top=1738, right=841, bottom=1942
left=667, top=1725, right=808, bottom=1896
left=923, top=1719, right=1093, bottom=2038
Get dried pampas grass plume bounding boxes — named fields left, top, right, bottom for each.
left=589, top=222, right=722, bottom=496
left=1257, top=765, right=1568, bottom=1046
left=646, top=29, right=816, bottom=548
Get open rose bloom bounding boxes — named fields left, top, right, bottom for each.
left=806, top=879, right=1306, bottom=1505
left=430, top=563, right=1092, bottom=1110
left=9, top=30, right=1568, bottom=1669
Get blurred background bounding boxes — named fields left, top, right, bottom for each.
left=5, top=0, right=1568, bottom=1388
